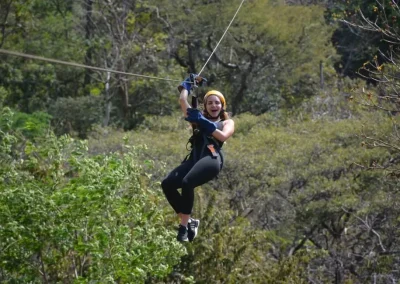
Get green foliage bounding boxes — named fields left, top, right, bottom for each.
left=49, top=96, right=103, bottom=139
left=175, top=212, right=317, bottom=283
left=11, top=110, right=52, bottom=138
left=203, top=0, right=338, bottom=112
left=0, top=108, right=186, bottom=283
left=340, top=0, right=400, bottom=181
left=0, top=0, right=87, bottom=112
left=87, top=100, right=399, bottom=282
left=0, top=62, right=58, bottom=112
left=1, top=0, right=340, bottom=132
left=220, top=107, right=399, bottom=281
left=0, top=108, right=18, bottom=173
left=2, top=0, right=400, bottom=282
left=326, top=0, right=399, bottom=77
left=0, top=86, right=8, bottom=108
left=3, top=96, right=400, bottom=282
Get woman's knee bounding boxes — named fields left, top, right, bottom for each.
left=181, top=178, right=194, bottom=197
left=181, top=177, right=194, bottom=191
left=161, top=178, right=171, bottom=193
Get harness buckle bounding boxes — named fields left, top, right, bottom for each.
left=207, top=144, right=219, bottom=158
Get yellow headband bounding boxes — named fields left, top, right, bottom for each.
left=204, top=90, right=226, bottom=109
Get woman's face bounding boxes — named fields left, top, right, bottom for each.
left=205, top=95, right=222, bottom=117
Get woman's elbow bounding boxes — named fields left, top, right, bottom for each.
left=213, top=132, right=233, bottom=142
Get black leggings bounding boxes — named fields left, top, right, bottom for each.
left=161, top=154, right=221, bottom=215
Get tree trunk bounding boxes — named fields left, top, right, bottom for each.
left=84, top=0, right=94, bottom=87
left=0, top=0, right=13, bottom=48
left=320, top=60, right=324, bottom=90
left=103, top=71, right=111, bottom=127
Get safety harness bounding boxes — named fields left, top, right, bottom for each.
left=184, top=128, right=224, bottom=169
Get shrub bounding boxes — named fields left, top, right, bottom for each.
left=49, top=96, right=103, bottom=138
left=0, top=108, right=186, bottom=282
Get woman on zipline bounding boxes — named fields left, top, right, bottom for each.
left=161, top=75, right=235, bottom=242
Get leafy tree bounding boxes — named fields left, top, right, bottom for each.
left=0, top=0, right=87, bottom=114
left=78, top=0, right=178, bottom=129
left=153, top=0, right=338, bottom=113
left=0, top=1, right=178, bottom=132
left=49, top=95, right=103, bottom=139
left=326, top=0, right=400, bottom=78
left=333, top=0, right=400, bottom=177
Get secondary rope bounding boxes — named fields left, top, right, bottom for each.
left=0, top=48, right=182, bottom=82
left=197, top=0, right=246, bottom=77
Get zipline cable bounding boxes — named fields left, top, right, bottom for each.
left=0, top=48, right=182, bottom=82
left=197, top=0, right=246, bottom=77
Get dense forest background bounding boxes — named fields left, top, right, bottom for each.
left=1, top=0, right=400, bottom=283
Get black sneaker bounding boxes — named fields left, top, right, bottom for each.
left=177, top=225, right=188, bottom=242
left=188, top=218, right=200, bottom=242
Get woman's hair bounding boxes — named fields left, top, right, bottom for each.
left=202, top=90, right=230, bottom=120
